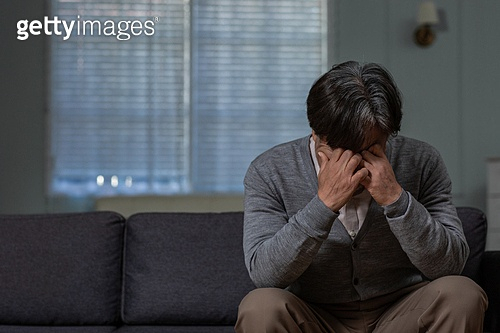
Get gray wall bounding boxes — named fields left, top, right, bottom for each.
left=1, top=0, right=499, bottom=213
left=1, top=1, right=47, bottom=213
left=332, top=0, right=500, bottom=211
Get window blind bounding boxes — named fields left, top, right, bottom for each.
left=49, top=0, right=327, bottom=196
left=50, top=0, right=189, bottom=196
left=191, top=0, right=326, bottom=192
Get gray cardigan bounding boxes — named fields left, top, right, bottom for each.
left=243, top=135, right=469, bottom=304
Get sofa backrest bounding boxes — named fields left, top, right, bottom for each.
left=0, top=207, right=485, bottom=328
left=0, top=211, right=125, bottom=326
left=458, top=206, right=487, bottom=283
left=122, top=211, right=255, bottom=325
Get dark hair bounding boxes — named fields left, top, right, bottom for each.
left=306, top=61, right=403, bottom=152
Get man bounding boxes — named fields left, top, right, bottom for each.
left=235, top=61, right=487, bottom=332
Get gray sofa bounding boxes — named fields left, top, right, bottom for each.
left=0, top=207, right=497, bottom=332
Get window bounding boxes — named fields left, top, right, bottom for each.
left=49, top=0, right=327, bottom=197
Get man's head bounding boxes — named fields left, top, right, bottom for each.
left=307, top=61, right=403, bottom=152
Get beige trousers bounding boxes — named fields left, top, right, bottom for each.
left=235, top=276, right=488, bottom=333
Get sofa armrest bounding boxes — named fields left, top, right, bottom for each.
left=481, top=250, right=500, bottom=333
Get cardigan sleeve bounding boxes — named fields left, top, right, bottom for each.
left=384, top=139, right=469, bottom=279
left=242, top=159, right=337, bottom=288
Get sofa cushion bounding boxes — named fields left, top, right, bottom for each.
left=0, top=211, right=125, bottom=325
left=457, top=207, right=487, bottom=283
left=122, top=212, right=255, bottom=325
left=116, top=325, right=236, bottom=333
left=0, top=326, right=117, bottom=333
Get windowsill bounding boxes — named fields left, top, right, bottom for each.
left=94, top=194, right=244, bottom=217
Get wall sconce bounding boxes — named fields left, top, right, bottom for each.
left=414, top=1, right=439, bottom=47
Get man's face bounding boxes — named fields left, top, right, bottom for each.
left=312, top=126, right=389, bottom=195
left=312, top=126, right=389, bottom=161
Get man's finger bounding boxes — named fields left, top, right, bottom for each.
left=366, top=143, right=385, bottom=157
left=346, top=153, right=363, bottom=172
left=353, top=167, right=369, bottom=184
left=317, top=151, right=330, bottom=170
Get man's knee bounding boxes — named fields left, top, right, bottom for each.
left=428, top=275, right=488, bottom=313
left=238, top=288, right=298, bottom=319
left=236, top=288, right=319, bottom=332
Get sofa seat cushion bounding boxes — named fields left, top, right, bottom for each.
left=0, top=326, right=117, bottom=333
left=116, top=325, right=236, bottom=333
left=122, top=212, right=255, bottom=325
left=0, top=211, right=125, bottom=325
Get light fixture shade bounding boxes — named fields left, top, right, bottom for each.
left=417, top=1, right=439, bottom=25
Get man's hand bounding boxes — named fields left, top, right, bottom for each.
left=317, top=146, right=369, bottom=212
left=360, top=144, right=402, bottom=206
